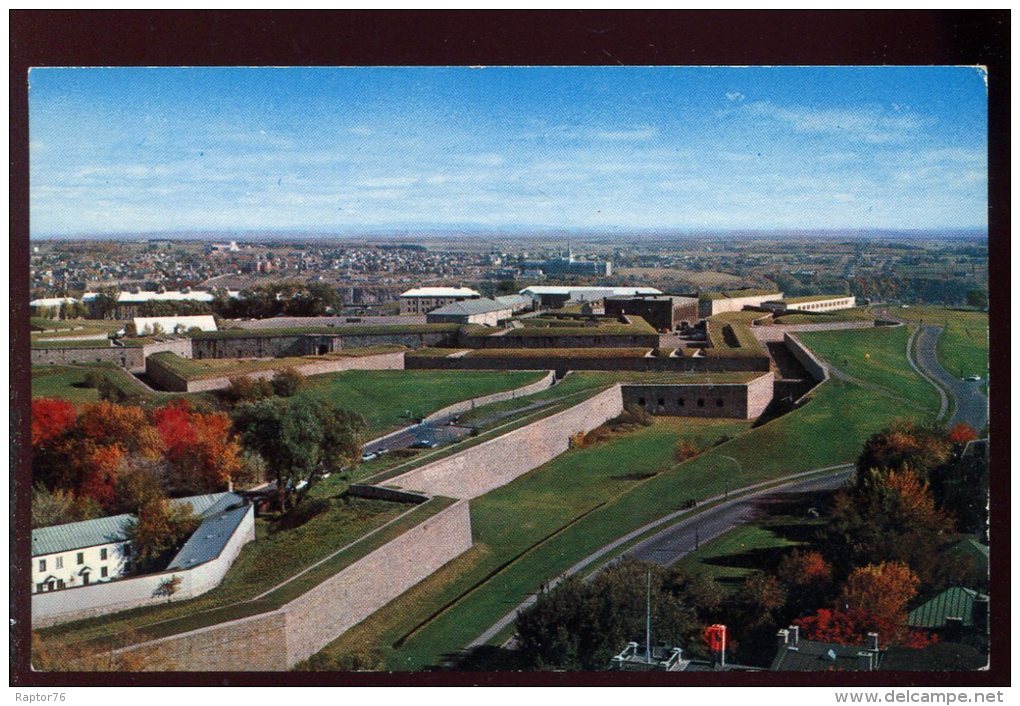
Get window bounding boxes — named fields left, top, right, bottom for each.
left=697, top=398, right=705, bottom=408
left=100, top=548, right=108, bottom=561
left=717, top=398, right=724, bottom=407
left=101, top=567, right=108, bottom=578
left=637, top=397, right=646, bottom=406
left=57, top=580, right=65, bottom=589
left=677, top=398, right=685, bottom=407
left=55, top=556, right=63, bottom=569
left=77, top=552, right=84, bottom=565
left=38, top=559, right=46, bottom=572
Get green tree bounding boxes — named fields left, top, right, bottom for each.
left=966, top=288, right=988, bottom=309
left=125, top=497, right=200, bottom=573
left=232, top=397, right=366, bottom=509
left=271, top=368, right=305, bottom=397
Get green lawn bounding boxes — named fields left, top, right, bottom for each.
left=673, top=524, right=798, bottom=586
left=894, top=306, right=989, bottom=380
left=797, top=326, right=941, bottom=414
left=305, top=416, right=750, bottom=670
left=296, top=369, right=548, bottom=437
left=30, top=320, right=127, bottom=338
left=31, top=365, right=154, bottom=406
left=310, top=322, right=942, bottom=669
left=37, top=496, right=418, bottom=649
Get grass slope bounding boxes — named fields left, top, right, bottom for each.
left=295, top=369, right=547, bottom=437
left=894, top=306, right=989, bottom=380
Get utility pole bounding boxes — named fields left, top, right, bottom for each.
left=645, top=568, right=652, bottom=664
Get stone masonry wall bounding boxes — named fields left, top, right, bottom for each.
left=190, top=331, right=454, bottom=359
left=283, top=499, right=473, bottom=666
left=783, top=333, right=828, bottom=383
left=621, top=373, right=774, bottom=420
left=146, top=351, right=406, bottom=393
left=107, top=499, right=473, bottom=671
left=31, top=345, right=146, bottom=372
left=385, top=386, right=625, bottom=499
left=406, top=353, right=770, bottom=377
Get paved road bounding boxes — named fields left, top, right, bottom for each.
left=466, top=464, right=853, bottom=648
left=914, top=325, right=987, bottom=430
left=878, top=309, right=988, bottom=431
left=625, top=469, right=852, bottom=565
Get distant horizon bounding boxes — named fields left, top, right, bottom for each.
left=29, top=225, right=988, bottom=243
left=31, top=66, right=988, bottom=237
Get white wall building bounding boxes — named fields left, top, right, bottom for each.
left=762, top=295, right=857, bottom=314
left=399, top=286, right=481, bottom=315
left=132, top=314, right=218, bottom=335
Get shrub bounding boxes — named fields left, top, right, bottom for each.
left=271, top=368, right=305, bottom=397
left=224, top=375, right=274, bottom=403
left=674, top=440, right=702, bottom=463
left=82, top=370, right=104, bottom=388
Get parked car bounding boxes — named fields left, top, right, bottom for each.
left=965, top=375, right=982, bottom=382
left=410, top=439, right=436, bottom=449
left=361, top=450, right=379, bottom=462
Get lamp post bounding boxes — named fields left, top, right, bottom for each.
left=720, top=455, right=742, bottom=500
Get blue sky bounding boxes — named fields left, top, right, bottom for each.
left=29, top=66, right=987, bottom=237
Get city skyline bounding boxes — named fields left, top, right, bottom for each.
left=30, top=66, right=988, bottom=237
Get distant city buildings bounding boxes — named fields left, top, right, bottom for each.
left=519, top=285, right=662, bottom=309
left=521, top=247, right=612, bottom=277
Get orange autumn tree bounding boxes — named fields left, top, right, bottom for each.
left=150, top=400, right=242, bottom=492
left=947, top=422, right=978, bottom=445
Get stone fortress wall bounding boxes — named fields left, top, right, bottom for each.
left=622, top=372, right=774, bottom=420
left=111, top=499, right=472, bottom=671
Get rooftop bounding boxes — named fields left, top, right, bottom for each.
left=907, top=587, right=988, bottom=630
left=520, top=286, right=662, bottom=296
left=133, top=314, right=218, bottom=333
left=428, top=297, right=512, bottom=316
left=699, top=288, right=780, bottom=302
left=31, top=492, right=244, bottom=557
left=400, top=287, right=480, bottom=298
left=166, top=503, right=250, bottom=570
left=782, top=294, right=854, bottom=304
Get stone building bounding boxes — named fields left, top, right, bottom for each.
left=603, top=294, right=700, bottom=332
left=399, top=286, right=481, bottom=315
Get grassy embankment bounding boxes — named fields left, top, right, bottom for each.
left=310, top=324, right=942, bottom=670
left=893, top=306, right=989, bottom=381
left=146, top=347, right=407, bottom=380
left=30, top=364, right=197, bottom=407
left=35, top=497, right=450, bottom=650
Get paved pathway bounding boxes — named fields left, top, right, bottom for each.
left=466, top=464, right=853, bottom=648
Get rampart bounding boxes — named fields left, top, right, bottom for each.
left=783, top=333, right=828, bottom=383
left=621, top=373, right=774, bottom=420
left=406, top=352, right=770, bottom=377
left=110, top=499, right=472, bottom=671
left=31, top=338, right=193, bottom=374
left=190, top=330, right=454, bottom=359
left=384, top=386, right=626, bottom=499
left=421, top=370, right=555, bottom=422
left=145, top=351, right=406, bottom=392
left=32, top=505, right=255, bottom=628
left=458, top=331, right=660, bottom=349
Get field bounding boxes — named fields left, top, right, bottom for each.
left=614, top=267, right=744, bottom=288
left=31, top=364, right=175, bottom=406
left=311, top=325, right=941, bottom=669
left=30, top=320, right=126, bottom=339
left=893, top=306, right=989, bottom=380
left=35, top=497, right=434, bottom=649
left=296, top=369, right=548, bottom=437
left=797, top=326, right=941, bottom=413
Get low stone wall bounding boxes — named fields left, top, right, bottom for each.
left=31, top=338, right=193, bottom=374
left=191, top=331, right=455, bottom=360
left=145, top=351, right=406, bottom=393
left=112, top=499, right=473, bottom=670
left=406, top=353, right=770, bottom=377
left=459, top=331, right=660, bottom=349
left=31, top=345, right=146, bottom=373
left=386, top=386, right=625, bottom=499
left=422, top=370, right=555, bottom=423
left=345, top=485, right=430, bottom=504
left=621, top=373, right=774, bottom=420
left=783, top=333, right=828, bottom=383
left=32, top=505, right=255, bottom=628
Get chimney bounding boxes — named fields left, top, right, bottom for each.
left=867, top=632, right=880, bottom=653
left=789, top=625, right=800, bottom=646
left=776, top=628, right=790, bottom=648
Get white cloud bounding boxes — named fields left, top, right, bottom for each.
left=725, top=91, right=745, bottom=102
left=733, top=101, right=929, bottom=144
left=593, top=126, right=658, bottom=141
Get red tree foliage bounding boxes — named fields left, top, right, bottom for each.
left=31, top=398, right=77, bottom=448
left=947, top=423, right=978, bottom=445
left=79, top=444, right=126, bottom=508
left=151, top=399, right=197, bottom=459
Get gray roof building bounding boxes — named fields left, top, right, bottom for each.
left=428, top=297, right=512, bottom=317
left=771, top=625, right=882, bottom=672
left=166, top=503, right=251, bottom=570
left=31, top=492, right=245, bottom=557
